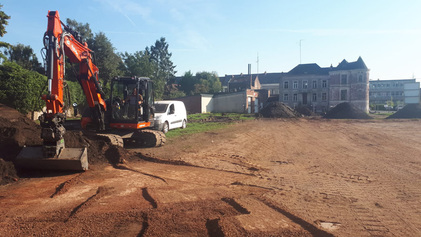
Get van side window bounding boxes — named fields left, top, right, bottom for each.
left=169, top=104, right=175, bottom=114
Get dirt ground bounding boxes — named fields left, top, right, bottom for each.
left=1, top=118, right=421, bottom=236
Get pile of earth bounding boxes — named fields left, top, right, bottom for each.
left=294, top=105, right=316, bottom=116
left=259, top=102, right=301, bottom=118
left=386, top=103, right=421, bottom=119
left=0, top=103, right=131, bottom=185
left=324, top=102, right=372, bottom=119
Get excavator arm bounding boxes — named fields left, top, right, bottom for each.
left=42, top=10, right=106, bottom=129
left=16, top=11, right=106, bottom=170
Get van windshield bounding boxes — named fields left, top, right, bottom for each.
left=154, top=104, right=168, bottom=113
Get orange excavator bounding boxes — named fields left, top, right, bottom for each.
left=15, top=11, right=165, bottom=171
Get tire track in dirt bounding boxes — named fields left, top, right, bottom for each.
left=65, top=186, right=111, bottom=222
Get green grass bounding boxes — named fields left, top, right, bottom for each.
left=165, top=113, right=256, bottom=139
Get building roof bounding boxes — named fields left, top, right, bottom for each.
left=334, top=56, right=368, bottom=71
left=228, top=74, right=259, bottom=85
left=288, top=63, right=331, bottom=75
left=257, top=72, right=283, bottom=84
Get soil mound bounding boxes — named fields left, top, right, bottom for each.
left=324, top=102, right=372, bottom=119
left=259, top=102, right=300, bottom=118
left=0, top=104, right=42, bottom=162
left=0, top=103, right=131, bottom=184
left=295, top=105, right=316, bottom=116
left=64, top=131, right=129, bottom=165
left=386, top=103, right=421, bottom=119
left=0, top=158, right=18, bottom=185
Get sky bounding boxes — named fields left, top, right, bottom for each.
left=2, top=0, right=421, bottom=82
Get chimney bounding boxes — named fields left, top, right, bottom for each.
left=248, top=64, right=251, bottom=75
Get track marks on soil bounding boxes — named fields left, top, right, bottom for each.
left=65, top=186, right=111, bottom=222
left=206, top=218, right=225, bottom=237
left=350, top=204, right=390, bottom=236
left=257, top=197, right=335, bottom=237
left=50, top=173, right=84, bottom=198
left=141, top=188, right=157, bottom=209
left=221, top=197, right=250, bottom=214
left=310, top=171, right=373, bottom=184
left=113, top=163, right=167, bottom=183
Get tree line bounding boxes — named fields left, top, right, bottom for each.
left=0, top=5, right=221, bottom=114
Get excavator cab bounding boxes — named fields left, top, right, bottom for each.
left=108, top=76, right=154, bottom=130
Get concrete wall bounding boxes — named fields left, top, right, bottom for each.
left=201, top=94, right=214, bottom=113
left=213, top=92, right=246, bottom=113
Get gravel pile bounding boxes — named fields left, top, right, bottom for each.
left=387, top=103, right=421, bottom=119
left=260, top=102, right=301, bottom=118
left=324, top=102, right=372, bottom=119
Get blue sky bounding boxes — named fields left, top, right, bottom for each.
left=2, top=0, right=421, bottom=82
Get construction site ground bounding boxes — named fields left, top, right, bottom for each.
left=1, top=118, right=421, bottom=236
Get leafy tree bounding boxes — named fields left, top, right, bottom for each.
left=4, top=43, right=43, bottom=73
left=148, top=37, right=176, bottom=99
left=120, top=50, right=156, bottom=77
left=179, top=71, right=197, bottom=96
left=65, top=80, right=86, bottom=108
left=65, top=19, right=94, bottom=44
left=0, top=61, right=47, bottom=114
left=63, top=19, right=95, bottom=82
left=165, top=89, right=186, bottom=99
left=90, top=32, right=122, bottom=89
left=0, top=4, right=11, bottom=60
left=195, top=71, right=221, bottom=93
left=63, top=20, right=121, bottom=97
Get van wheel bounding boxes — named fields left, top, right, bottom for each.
left=162, top=121, right=169, bottom=134
left=182, top=119, right=187, bottom=129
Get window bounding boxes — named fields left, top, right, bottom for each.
left=322, top=92, right=327, bottom=101
left=284, top=81, right=289, bottom=89
left=303, top=81, right=308, bottom=89
left=293, top=81, right=298, bottom=89
left=341, top=74, right=347, bottom=84
left=312, top=93, right=317, bottom=102
left=322, top=80, right=327, bottom=88
left=312, top=80, right=317, bottom=89
left=283, top=93, right=289, bottom=101
left=340, top=89, right=347, bottom=100
left=358, top=75, right=363, bottom=82
left=293, top=94, right=298, bottom=101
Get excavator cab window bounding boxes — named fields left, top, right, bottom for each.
left=110, top=77, right=150, bottom=123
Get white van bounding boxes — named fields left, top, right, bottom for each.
left=153, top=101, right=187, bottom=133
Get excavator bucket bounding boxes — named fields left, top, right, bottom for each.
left=15, top=146, right=88, bottom=171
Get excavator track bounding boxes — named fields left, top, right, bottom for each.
left=133, top=129, right=166, bottom=147
left=96, top=133, right=124, bottom=147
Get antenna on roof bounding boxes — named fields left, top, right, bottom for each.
left=256, top=53, right=259, bottom=74
left=299, top=39, right=304, bottom=64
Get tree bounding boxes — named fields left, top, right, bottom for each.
left=120, top=50, right=155, bottom=77
left=89, top=32, right=122, bottom=89
left=63, top=19, right=94, bottom=82
left=0, top=4, right=11, bottom=60
left=0, top=61, right=47, bottom=114
left=179, top=71, right=197, bottom=96
left=195, top=71, right=221, bottom=93
left=63, top=20, right=121, bottom=97
left=148, top=37, right=177, bottom=99
left=65, top=19, right=94, bottom=44
left=4, top=43, right=43, bottom=73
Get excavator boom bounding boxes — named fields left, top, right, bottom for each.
left=16, top=11, right=105, bottom=171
